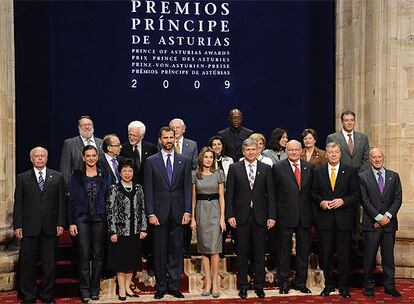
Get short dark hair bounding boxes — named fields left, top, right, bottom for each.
left=341, top=111, right=355, bottom=121
left=82, top=144, right=97, bottom=156
left=159, top=126, right=174, bottom=138
left=102, top=134, right=118, bottom=153
left=268, top=128, right=288, bottom=151
left=118, top=158, right=135, bottom=173
left=301, top=128, right=318, bottom=141
left=78, top=115, right=93, bottom=125
left=207, top=135, right=226, bottom=156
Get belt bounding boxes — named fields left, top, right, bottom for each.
left=196, top=193, right=219, bottom=201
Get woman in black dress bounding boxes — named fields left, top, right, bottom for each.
left=106, top=158, right=147, bottom=301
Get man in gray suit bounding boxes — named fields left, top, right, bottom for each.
left=169, top=118, right=198, bottom=170
left=60, top=115, right=103, bottom=188
left=359, top=148, right=402, bottom=298
left=326, top=110, right=369, bottom=173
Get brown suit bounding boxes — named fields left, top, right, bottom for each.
left=300, top=146, right=326, bottom=166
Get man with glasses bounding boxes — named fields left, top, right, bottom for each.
left=99, top=134, right=124, bottom=184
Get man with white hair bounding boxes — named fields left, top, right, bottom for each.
left=120, top=120, right=157, bottom=186
left=169, top=118, right=198, bottom=170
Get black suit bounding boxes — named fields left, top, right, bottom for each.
left=98, top=154, right=125, bottom=184
left=225, top=160, right=276, bottom=289
left=312, top=163, right=360, bottom=290
left=13, top=168, right=66, bottom=302
left=272, top=159, right=314, bottom=289
left=359, top=168, right=402, bottom=290
left=218, top=126, right=253, bottom=163
left=144, top=151, right=192, bottom=292
left=120, top=141, right=157, bottom=185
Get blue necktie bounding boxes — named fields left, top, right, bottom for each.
left=38, top=171, right=45, bottom=191
left=377, top=171, right=384, bottom=194
left=166, top=154, right=173, bottom=185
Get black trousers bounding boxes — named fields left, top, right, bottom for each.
left=77, top=220, right=106, bottom=298
left=20, top=232, right=57, bottom=302
left=276, top=225, right=311, bottom=289
left=363, top=229, right=396, bottom=290
left=318, top=228, right=351, bottom=289
left=236, top=212, right=266, bottom=289
left=152, top=212, right=184, bottom=292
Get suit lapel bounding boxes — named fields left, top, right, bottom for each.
left=239, top=161, right=251, bottom=190
left=321, top=164, right=332, bottom=192
left=181, top=138, right=190, bottom=156
left=43, top=169, right=53, bottom=192
left=338, top=132, right=352, bottom=156
left=171, top=154, right=182, bottom=186
left=154, top=153, right=170, bottom=186
left=30, top=170, right=42, bottom=193
left=382, top=169, right=392, bottom=197
left=300, top=162, right=310, bottom=188
left=283, top=160, right=298, bottom=188
left=76, top=136, right=85, bottom=153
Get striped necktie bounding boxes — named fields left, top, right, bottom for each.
left=38, top=171, right=45, bottom=191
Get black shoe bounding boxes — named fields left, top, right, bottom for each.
left=91, top=295, right=99, bottom=300
left=154, top=290, right=165, bottom=299
left=80, top=297, right=91, bottom=303
left=339, top=288, right=351, bottom=298
left=255, top=288, right=265, bottom=298
left=293, top=286, right=312, bottom=294
left=384, top=288, right=402, bottom=297
left=364, top=288, right=375, bottom=298
left=168, top=290, right=185, bottom=298
left=320, top=287, right=335, bottom=296
left=42, top=299, right=55, bottom=304
left=118, top=295, right=126, bottom=301
left=279, top=287, right=289, bottom=294
left=238, top=288, right=248, bottom=299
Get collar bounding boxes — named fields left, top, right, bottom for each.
left=80, top=135, right=95, bottom=143
left=161, top=149, right=175, bottom=158
left=372, top=166, right=385, bottom=177
left=328, top=162, right=340, bottom=172
left=341, top=129, right=354, bottom=138
left=288, top=159, right=301, bottom=168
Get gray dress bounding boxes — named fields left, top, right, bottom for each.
left=192, top=170, right=225, bottom=254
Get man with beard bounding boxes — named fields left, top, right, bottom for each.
left=218, top=109, right=253, bottom=163
left=60, top=115, right=103, bottom=188
left=144, top=126, right=192, bottom=299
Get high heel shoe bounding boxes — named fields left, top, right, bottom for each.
left=212, top=291, right=220, bottom=298
left=200, top=290, right=210, bottom=296
left=118, top=295, right=126, bottom=301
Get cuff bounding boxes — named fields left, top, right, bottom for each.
left=375, top=214, right=384, bottom=221
left=385, top=212, right=392, bottom=219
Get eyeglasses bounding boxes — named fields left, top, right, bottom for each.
left=110, top=144, right=122, bottom=147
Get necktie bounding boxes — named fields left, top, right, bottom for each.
left=38, top=171, right=45, bottom=191
left=175, top=141, right=180, bottom=154
left=86, top=138, right=91, bottom=145
left=293, top=163, right=301, bottom=190
left=347, top=133, right=354, bottom=155
left=377, top=171, right=384, bottom=194
left=111, top=158, right=120, bottom=183
left=166, top=154, right=173, bottom=185
left=133, top=144, right=141, bottom=169
left=330, top=167, right=336, bottom=191
left=248, top=164, right=255, bottom=189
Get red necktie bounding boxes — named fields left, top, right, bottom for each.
left=293, top=163, right=301, bottom=190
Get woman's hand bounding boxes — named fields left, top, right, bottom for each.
left=220, top=217, right=226, bottom=233
left=69, top=225, right=78, bottom=237
left=110, top=234, right=118, bottom=243
left=190, top=217, right=196, bottom=231
left=139, top=232, right=147, bottom=239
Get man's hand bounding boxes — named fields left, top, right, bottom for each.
left=228, top=217, right=237, bottom=229
left=14, top=228, right=23, bottom=239
left=267, top=219, right=276, bottom=230
left=320, top=200, right=332, bottom=210
left=110, top=234, right=118, bottom=243
left=149, top=215, right=160, bottom=226
left=374, top=222, right=381, bottom=229
left=182, top=213, right=191, bottom=225
left=378, top=215, right=390, bottom=226
left=330, top=198, right=344, bottom=209
left=56, top=226, right=64, bottom=236
left=139, top=232, right=147, bottom=239
left=69, top=224, right=78, bottom=236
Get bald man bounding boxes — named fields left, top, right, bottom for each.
left=13, top=147, right=66, bottom=304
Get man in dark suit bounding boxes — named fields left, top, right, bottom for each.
left=60, top=115, right=103, bottom=188
left=326, top=110, right=370, bottom=253
left=144, top=126, right=192, bottom=299
left=359, top=148, right=402, bottom=298
left=98, top=134, right=124, bottom=184
left=218, top=109, right=254, bottom=163
left=272, top=140, right=314, bottom=294
left=312, top=142, right=360, bottom=298
left=13, top=147, right=66, bottom=304
left=169, top=118, right=198, bottom=170
left=226, top=138, right=276, bottom=299
left=120, top=120, right=157, bottom=185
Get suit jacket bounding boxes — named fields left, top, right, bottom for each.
left=120, top=140, right=157, bottom=185
left=312, top=163, right=360, bottom=230
left=218, top=126, right=253, bottom=163
left=326, top=131, right=369, bottom=172
left=215, top=155, right=233, bottom=179
left=359, top=168, right=402, bottom=232
left=263, top=149, right=287, bottom=165
left=225, top=161, right=276, bottom=226
left=60, top=135, right=103, bottom=187
left=300, top=146, right=327, bottom=166
left=13, top=168, right=66, bottom=236
left=98, top=154, right=125, bottom=184
left=181, top=138, right=198, bottom=170
left=106, top=183, right=147, bottom=236
left=273, top=159, right=314, bottom=228
left=144, top=151, right=192, bottom=225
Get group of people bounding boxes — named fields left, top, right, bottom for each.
left=13, top=109, right=402, bottom=303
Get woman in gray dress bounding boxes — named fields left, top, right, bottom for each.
left=190, top=147, right=226, bottom=298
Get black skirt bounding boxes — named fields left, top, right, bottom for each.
left=107, top=235, right=142, bottom=272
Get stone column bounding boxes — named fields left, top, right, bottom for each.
left=0, top=0, right=18, bottom=291
left=336, top=0, right=414, bottom=277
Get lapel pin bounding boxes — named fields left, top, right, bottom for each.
left=179, top=161, right=182, bottom=164
left=257, top=171, right=260, bottom=175
left=304, top=167, right=307, bottom=170
left=341, top=171, right=345, bottom=174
